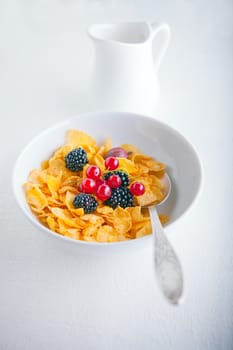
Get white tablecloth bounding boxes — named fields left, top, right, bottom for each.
left=0, top=1, right=232, bottom=349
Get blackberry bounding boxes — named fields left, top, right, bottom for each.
left=105, top=187, right=134, bottom=209
left=65, top=148, right=88, bottom=172
left=73, top=193, right=98, bottom=214
left=104, top=170, right=129, bottom=187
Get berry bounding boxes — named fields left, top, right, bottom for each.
left=86, top=165, right=101, bottom=180
left=65, top=148, right=88, bottom=172
left=104, top=170, right=129, bottom=187
left=81, top=178, right=97, bottom=194
left=107, top=174, right=122, bottom=188
left=130, top=182, right=145, bottom=196
left=104, top=157, right=119, bottom=170
left=105, top=147, right=128, bottom=159
left=96, top=183, right=112, bottom=201
left=105, top=187, right=134, bottom=209
left=73, top=193, right=98, bottom=214
left=95, top=178, right=106, bottom=188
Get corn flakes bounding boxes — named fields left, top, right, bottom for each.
left=24, top=129, right=169, bottom=242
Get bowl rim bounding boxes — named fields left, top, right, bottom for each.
left=12, top=111, right=204, bottom=247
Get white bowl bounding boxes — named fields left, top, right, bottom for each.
left=12, top=112, right=202, bottom=249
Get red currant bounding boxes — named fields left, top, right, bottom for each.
left=95, top=178, right=106, bottom=188
left=107, top=174, right=122, bottom=188
left=130, top=182, right=145, bottom=196
left=81, top=178, right=97, bottom=194
left=96, top=183, right=112, bottom=201
left=104, top=157, right=119, bottom=170
left=86, top=165, right=101, bottom=180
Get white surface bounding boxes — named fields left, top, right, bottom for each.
left=0, top=1, right=233, bottom=349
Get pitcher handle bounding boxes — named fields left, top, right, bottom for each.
left=150, top=22, right=170, bottom=70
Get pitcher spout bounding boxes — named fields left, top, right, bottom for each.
left=88, top=22, right=151, bottom=45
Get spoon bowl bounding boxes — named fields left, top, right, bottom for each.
left=145, top=173, right=172, bottom=208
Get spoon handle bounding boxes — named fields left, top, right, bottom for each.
left=149, top=207, right=184, bottom=304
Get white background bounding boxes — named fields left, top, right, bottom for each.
left=0, top=1, right=233, bottom=349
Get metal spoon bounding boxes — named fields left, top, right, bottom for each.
left=143, top=174, right=184, bottom=305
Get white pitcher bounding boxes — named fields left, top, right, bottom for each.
left=87, top=21, right=170, bottom=115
